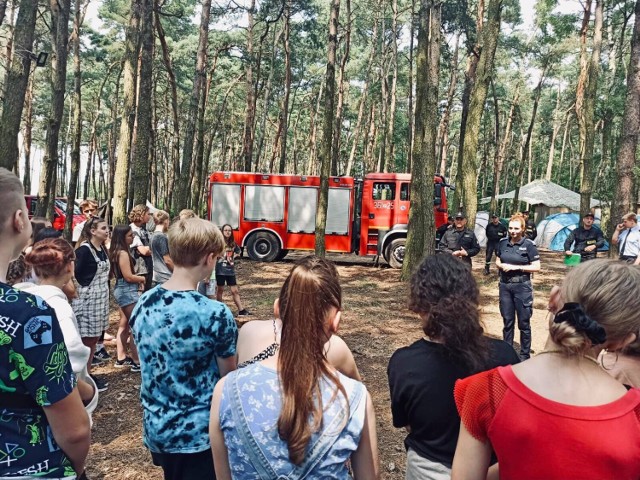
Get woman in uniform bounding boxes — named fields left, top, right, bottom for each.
left=496, top=213, right=541, bottom=360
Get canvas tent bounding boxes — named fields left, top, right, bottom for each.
left=535, top=213, right=609, bottom=252
left=480, top=179, right=600, bottom=212
left=474, top=211, right=490, bottom=248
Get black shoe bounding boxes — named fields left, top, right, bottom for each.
left=94, top=348, right=111, bottom=361
left=114, top=357, right=134, bottom=368
left=237, top=309, right=251, bottom=316
left=90, top=374, right=109, bottom=392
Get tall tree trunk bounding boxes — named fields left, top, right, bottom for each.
left=256, top=27, right=282, bottom=170
left=331, top=0, right=351, bottom=176
left=132, top=0, right=153, bottom=206
left=346, top=14, right=378, bottom=176
left=512, top=73, right=544, bottom=212
left=545, top=83, right=563, bottom=180
left=407, top=0, right=415, bottom=172
left=614, top=0, right=640, bottom=221
left=437, top=33, right=460, bottom=175
left=242, top=0, right=256, bottom=172
left=315, top=0, right=340, bottom=257
left=36, top=0, right=71, bottom=218
left=22, top=73, right=34, bottom=192
left=112, top=0, right=140, bottom=223
left=308, top=80, right=324, bottom=175
left=277, top=1, right=292, bottom=173
left=174, top=0, right=211, bottom=210
left=0, top=0, right=38, bottom=171
left=459, top=0, right=502, bottom=226
left=65, top=0, right=82, bottom=240
left=402, top=0, right=440, bottom=279
left=384, top=0, right=399, bottom=173
left=155, top=6, right=180, bottom=201
left=576, top=0, right=602, bottom=217
left=490, top=83, right=519, bottom=213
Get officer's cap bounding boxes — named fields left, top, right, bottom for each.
left=583, top=212, right=595, bottom=218
left=491, top=213, right=499, bottom=218
left=455, top=212, right=466, bottom=219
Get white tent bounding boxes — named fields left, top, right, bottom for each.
left=479, top=179, right=600, bottom=211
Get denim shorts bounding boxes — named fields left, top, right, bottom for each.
left=113, top=278, right=140, bottom=307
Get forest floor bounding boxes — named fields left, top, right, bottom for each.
left=86, top=250, right=568, bottom=479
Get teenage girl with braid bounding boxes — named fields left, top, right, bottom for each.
left=210, top=256, right=378, bottom=478
left=453, top=259, right=640, bottom=480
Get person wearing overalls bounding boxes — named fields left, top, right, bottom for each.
left=612, top=213, right=640, bottom=265
left=563, top=212, right=605, bottom=262
left=496, top=213, right=541, bottom=360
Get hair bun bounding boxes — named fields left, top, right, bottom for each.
left=554, top=303, right=607, bottom=345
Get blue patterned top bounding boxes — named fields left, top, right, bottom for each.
left=131, top=287, right=237, bottom=453
left=219, top=363, right=367, bottom=478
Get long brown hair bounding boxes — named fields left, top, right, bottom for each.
left=277, top=256, right=347, bottom=465
left=108, top=224, right=134, bottom=277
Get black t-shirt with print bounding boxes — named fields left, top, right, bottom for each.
left=0, top=282, right=77, bottom=477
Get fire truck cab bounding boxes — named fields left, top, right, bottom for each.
left=207, top=171, right=449, bottom=268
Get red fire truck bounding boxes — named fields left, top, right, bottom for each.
left=207, top=171, right=450, bottom=268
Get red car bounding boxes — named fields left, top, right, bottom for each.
left=24, top=196, right=86, bottom=231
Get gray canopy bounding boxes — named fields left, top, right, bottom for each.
left=479, top=179, right=600, bottom=211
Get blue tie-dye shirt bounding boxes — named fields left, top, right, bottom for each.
left=131, top=286, right=238, bottom=454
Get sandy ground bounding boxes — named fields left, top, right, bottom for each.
left=87, top=250, right=569, bottom=479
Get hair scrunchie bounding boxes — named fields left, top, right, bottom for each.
left=554, top=302, right=607, bottom=345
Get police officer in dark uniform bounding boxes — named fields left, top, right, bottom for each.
left=522, top=210, right=537, bottom=240
left=496, top=213, right=541, bottom=360
left=438, top=212, right=480, bottom=267
left=484, top=213, right=507, bottom=275
left=435, top=214, right=453, bottom=249
left=563, top=212, right=605, bottom=262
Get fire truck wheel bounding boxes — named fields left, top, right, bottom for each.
left=385, top=238, right=406, bottom=269
left=246, top=232, right=281, bottom=262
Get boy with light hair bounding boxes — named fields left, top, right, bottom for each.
left=0, top=168, right=90, bottom=478
left=72, top=199, right=98, bottom=242
left=131, top=217, right=237, bottom=478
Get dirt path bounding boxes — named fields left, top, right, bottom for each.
left=87, top=250, right=569, bottom=479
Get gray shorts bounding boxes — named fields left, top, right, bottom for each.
left=113, top=278, right=141, bottom=307
left=405, top=448, right=451, bottom=480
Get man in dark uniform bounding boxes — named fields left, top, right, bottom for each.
left=484, top=213, right=507, bottom=275
left=438, top=212, right=480, bottom=267
left=496, top=215, right=541, bottom=360
left=563, top=212, right=605, bottom=261
left=522, top=211, right=537, bottom=240
left=435, top=214, right=453, bottom=249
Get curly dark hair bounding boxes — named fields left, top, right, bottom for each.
left=409, top=254, right=488, bottom=373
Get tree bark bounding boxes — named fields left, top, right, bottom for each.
left=132, top=0, right=153, bottom=206
left=242, top=0, right=256, bottom=172
left=173, top=0, right=211, bottom=210
left=437, top=32, right=460, bottom=175
left=614, top=0, right=640, bottom=220
left=36, top=0, right=71, bottom=218
left=458, top=0, right=502, bottom=226
left=22, top=73, right=35, bottom=193
left=0, top=0, right=38, bottom=171
left=112, top=0, right=140, bottom=223
left=545, top=83, right=562, bottom=180
left=401, top=0, right=440, bottom=280
left=384, top=0, right=399, bottom=173
left=315, top=0, right=340, bottom=257
left=331, top=0, right=351, bottom=176
left=65, top=0, right=83, bottom=240
left=278, top=1, right=292, bottom=174
left=576, top=0, right=602, bottom=217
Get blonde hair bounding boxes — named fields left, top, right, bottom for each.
left=509, top=213, right=526, bottom=231
left=153, top=210, right=170, bottom=225
left=622, top=212, right=637, bottom=223
left=79, top=199, right=98, bottom=211
left=0, top=168, right=25, bottom=229
left=552, top=260, right=640, bottom=355
left=178, top=209, right=197, bottom=220
left=128, top=204, right=149, bottom=224
left=168, top=218, right=224, bottom=267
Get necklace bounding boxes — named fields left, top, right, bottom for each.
left=536, top=349, right=599, bottom=366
